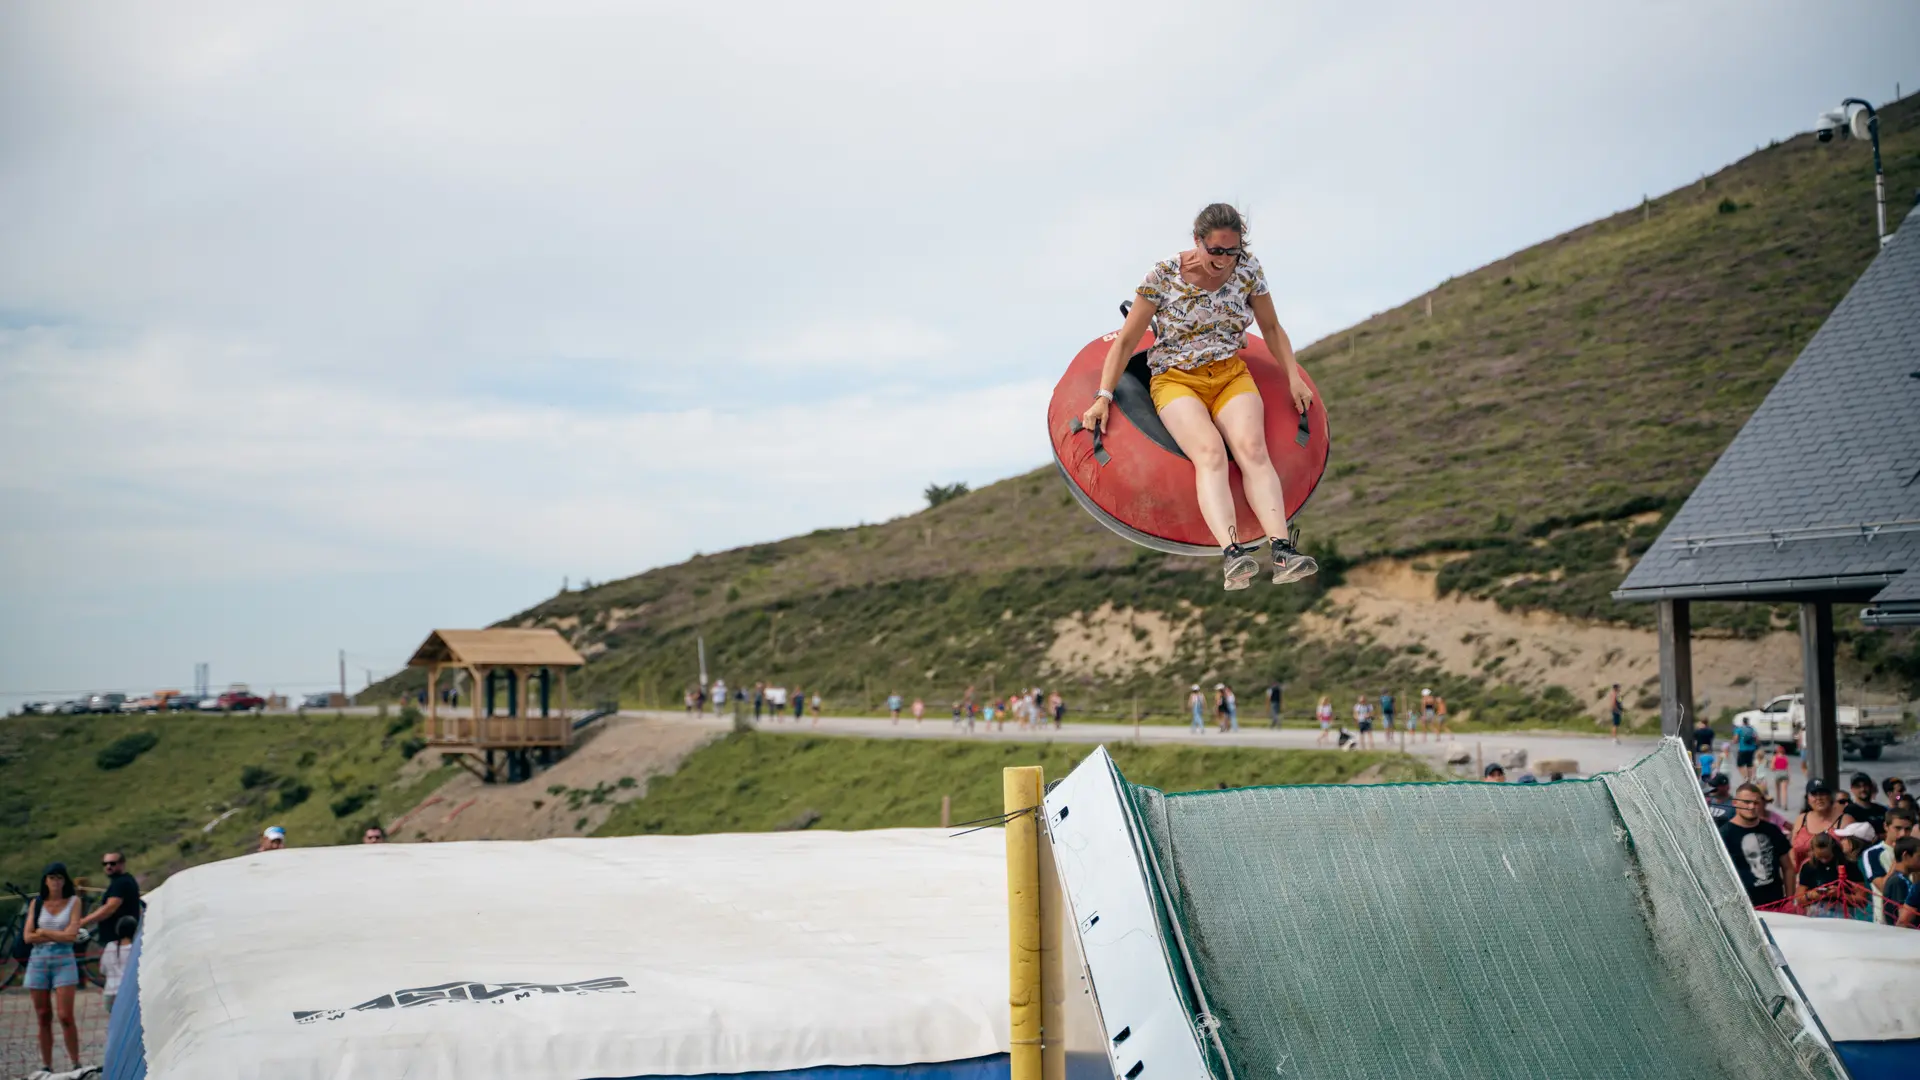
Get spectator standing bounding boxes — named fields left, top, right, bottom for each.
left=792, top=687, right=806, bottom=723
left=362, top=826, right=386, bottom=844
left=810, top=691, right=822, bottom=725
left=1863, top=806, right=1915, bottom=887
left=1847, top=773, right=1888, bottom=833
left=1224, top=685, right=1239, bottom=732
left=1795, top=834, right=1847, bottom=916
left=101, top=915, right=136, bottom=1018
left=1886, top=776, right=1913, bottom=814
left=1609, top=684, right=1624, bottom=744
left=1315, top=694, right=1333, bottom=745
left=1766, top=743, right=1792, bottom=808
left=754, top=683, right=766, bottom=722
left=1721, top=783, right=1789, bottom=907
left=887, top=692, right=903, bottom=724
left=24, top=862, right=85, bottom=1074
left=1483, top=763, right=1505, bottom=782
left=1031, top=688, right=1046, bottom=730
left=1189, top=685, right=1206, bottom=734
left=1267, top=682, right=1283, bottom=728
left=1353, top=695, right=1374, bottom=749
left=911, top=697, right=925, bottom=724
left=1378, top=690, right=1395, bottom=744
left=1050, top=691, right=1065, bottom=730
left=1689, top=716, right=1715, bottom=768
left=1788, top=779, right=1847, bottom=882
left=1884, top=838, right=1920, bottom=927
left=1432, top=693, right=1450, bottom=735
left=260, top=825, right=286, bottom=851
left=78, top=850, right=141, bottom=946
left=1732, top=715, right=1758, bottom=783
left=1703, top=774, right=1734, bottom=825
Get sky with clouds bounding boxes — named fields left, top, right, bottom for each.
left=2, top=2, right=1916, bottom=706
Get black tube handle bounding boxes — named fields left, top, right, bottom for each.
left=1119, top=300, right=1132, bottom=318
left=1296, top=409, right=1311, bottom=447
left=1068, top=417, right=1110, bottom=466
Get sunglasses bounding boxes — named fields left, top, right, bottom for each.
left=102, top=860, right=122, bottom=868
left=1203, top=245, right=1243, bottom=258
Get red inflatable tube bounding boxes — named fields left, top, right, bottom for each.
left=1048, top=328, right=1330, bottom=556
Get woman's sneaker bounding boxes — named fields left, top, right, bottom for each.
left=1271, top=537, right=1318, bottom=585
left=1222, top=543, right=1259, bottom=591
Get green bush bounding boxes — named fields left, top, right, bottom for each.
left=95, top=732, right=159, bottom=771
left=330, top=789, right=373, bottom=819
left=398, top=737, right=427, bottom=760
left=277, top=780, right=311, bottom=811
left=239, top=765, right=276, bottom=789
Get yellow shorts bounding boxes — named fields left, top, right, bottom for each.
left=1149, top=356, right=1258, bottom=417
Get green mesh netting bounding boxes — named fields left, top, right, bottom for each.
left=1119, top=740, right=1841, bottom=1080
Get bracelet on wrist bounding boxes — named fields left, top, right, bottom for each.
left=1095, top=389, right=1114, bottom=403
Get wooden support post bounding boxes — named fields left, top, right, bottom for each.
left=1800, top=601, right=1840, bottom=791
left=1657, top=599, right=1694, bottom=737
left=426, top=665, right=439, bottom=741
left=1004, top=765, right=1044, bottom=1080
left=940, top=794, right=951, bottom=828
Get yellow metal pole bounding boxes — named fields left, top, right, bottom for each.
left=1004, top=765, right=1044, bottom=1080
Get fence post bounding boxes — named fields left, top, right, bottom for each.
left=1004, top=766, right=1045, bottom=1080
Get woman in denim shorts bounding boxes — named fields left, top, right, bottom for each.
left=25, top=861, right=86, bottom=1073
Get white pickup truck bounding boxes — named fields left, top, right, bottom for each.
left=1736, top=693, right=1901, bottom=761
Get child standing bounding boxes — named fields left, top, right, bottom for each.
left=1767, top=744, right=1791, bottom=808
left=102, top=915, right=136, bottom=1016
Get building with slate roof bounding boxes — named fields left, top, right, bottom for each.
left=1614, top=222, right=1920, bottom=787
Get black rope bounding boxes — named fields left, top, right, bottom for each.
left=947, top=804, right=1038, bottom=837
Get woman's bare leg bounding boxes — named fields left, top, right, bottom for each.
left=1212, top=392, right=1290, bottom=542
left=1157, top=396, right=1240, bottom=547
left=55, top=983, right=80, bottom=1066
left=31, top=987, right=53, bottom=1067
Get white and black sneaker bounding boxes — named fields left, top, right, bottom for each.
left=1271, top=536, right=1318, bottom=585
left=1222, top=543, right=1259, bottom=591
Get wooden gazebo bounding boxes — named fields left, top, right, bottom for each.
left=407, top=629, right=587, bottom=781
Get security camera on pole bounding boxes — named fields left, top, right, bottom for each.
left=1814, top=97, right=1887, bottom=247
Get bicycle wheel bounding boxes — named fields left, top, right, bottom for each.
left=0, top=956, right=23, bottom=991
left=76, top=950, right=105, bottom=989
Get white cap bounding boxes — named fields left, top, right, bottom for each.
left=1422, top=688, right=1432, bottom=696
left=1833, top=821, right=1877, bottom=842
left=263, top=825, right=286, bottom=840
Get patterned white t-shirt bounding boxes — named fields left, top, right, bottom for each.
left=1135, top=253, right=1270, bottom=374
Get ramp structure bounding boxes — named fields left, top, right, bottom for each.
left=1044, top=741, right=1844, bottom=1080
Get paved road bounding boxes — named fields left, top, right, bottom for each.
left=628, top=709, right=1666, bottom=778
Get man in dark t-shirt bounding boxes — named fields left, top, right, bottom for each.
left=1703, top=774, right=1735, bottom=826
left=80, top=850, right=142, bottom=944
left=1720, top=784, right=1789, bottom=907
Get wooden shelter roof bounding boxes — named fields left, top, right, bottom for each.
left=407, top=629, right=586, bottom=669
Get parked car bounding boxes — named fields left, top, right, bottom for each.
left=86, top=693, right=128, bottom=714
left=301, top=692, right=334, bottom=709
left=196, top=697, right=222, bottom=711
left=57, top=699, right=89, bottom=715
left=1736, top=693, right=1900, bottom=761
left=216, top=690, right=266, bottom=712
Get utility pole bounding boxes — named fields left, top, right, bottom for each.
left=338, top=650, right=346, bottom=699
left=697, top=635, right=708, bottom=689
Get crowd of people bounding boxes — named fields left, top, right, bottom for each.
left=1710, top=761, right=1919, bottom=926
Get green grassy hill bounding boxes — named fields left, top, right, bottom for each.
left=596, top=731, right=1433, bottom=837
left=0, top=711, right=455, bottom=904
left=372, top=98, right=1920, bottom=720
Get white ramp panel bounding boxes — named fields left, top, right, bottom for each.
left=1044, top=747, right=1212, bottom=1080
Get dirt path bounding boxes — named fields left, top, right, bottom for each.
left=391, top=714, right=728, bottom=841
left=1298, top=558, right=1802, bottom=724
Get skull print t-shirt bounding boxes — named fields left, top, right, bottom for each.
left=1135, top=254, right=1270, bottom=375
left=1719, top=819, right=1789, bottom=906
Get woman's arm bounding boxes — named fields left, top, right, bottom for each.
left=22, top=900, right=41, bottom=944
left=1081, top=300, right=1156, bottom=433
left=1250, top=293, right=1313, bottom=414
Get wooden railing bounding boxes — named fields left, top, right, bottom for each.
left=423, top=713, right=569, bottom=748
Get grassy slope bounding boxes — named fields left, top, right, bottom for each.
left=596, top=730, right=1434, bottom=836
left=368, top=98, right=1920, bottom=718
left=0, top=712, right=456, bottom=904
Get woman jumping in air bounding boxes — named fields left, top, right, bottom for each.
left=1080, top=203, right=1318, bottom=591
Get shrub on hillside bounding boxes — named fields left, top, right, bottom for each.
left=399, top=736, right=427, bottom=760
left=924, top=482, right=970, bottom=508
left=277, top=779, right=311, bottom=811
left=330, top=788, right=374, bottom=818
left=239, top=765, right=276, bottom=789
left=96, top=732, right=159, bottom=771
